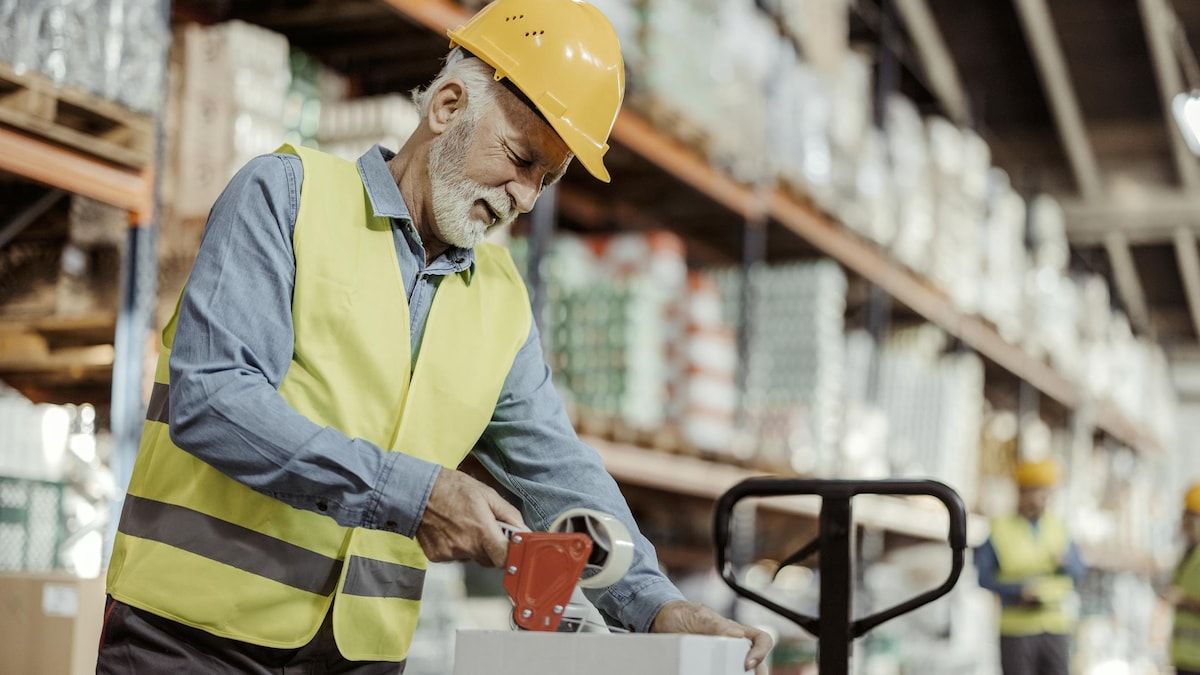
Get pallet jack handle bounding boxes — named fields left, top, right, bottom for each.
left=713, top=478, right=968, bottom=673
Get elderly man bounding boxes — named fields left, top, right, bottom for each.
left=95, top=0, right=772, bottom=673
left=975, top=458, right=1086, bottom=675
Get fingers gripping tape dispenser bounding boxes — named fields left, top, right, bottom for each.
left=501, top=508, right=635, bottom=632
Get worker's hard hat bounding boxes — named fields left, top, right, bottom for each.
left=1015, top=459, right=1060, bottom=488
left=1186, top=483, right=1200, bottom=513
left=448, top=0, right=625, bottom=183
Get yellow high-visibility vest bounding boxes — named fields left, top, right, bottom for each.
left=990, top=514, right=1076, bottom=636
left=107, top=144, right=531, bottom=661
left=1173, top=546, right=1200, bottom=669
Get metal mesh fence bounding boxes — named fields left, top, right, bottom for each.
left=0, top=476, right=64, bottom=571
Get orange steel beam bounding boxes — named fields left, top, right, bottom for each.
left=379, top=0, right=470, bottom=35
left=0, top=127, right=153, bottom=219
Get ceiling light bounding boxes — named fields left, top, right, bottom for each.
left=1172, top=90, right=1200, bottom=155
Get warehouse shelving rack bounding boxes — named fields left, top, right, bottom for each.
left=0, top=55, right=164, bottom=529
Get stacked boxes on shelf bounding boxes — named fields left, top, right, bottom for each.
left=829, top=52, right=885, bottom=241
left=704, top=1, right=778, bottom=184
left=523, top=231, right=989, bottom=491
left=594, top=233, right=689, bottom=433
left=712, top=261, right=846, bottom=474
left=1022, top=194, right=1077, bottom=372
left=1076, top=274, right=1114, bottom=400
left=283, top=50, right=320, bottom=149
left=174, top=21, right=291, bottom=220
left=677, top=273, right=740, bottom=458
left=517, top=232, right=689, bottom=433
left=638, top=0, right=722, bottom=146
left=55, top=197, right=125, bottom=317
left=317, top=94, right=421, bottom=162
left=552, top=279, right=631, bottom=421
left=770, top=51, right=836, bottom=208
left=979, top=169, right=1028, bottom=344
left=887, top=95, right=937, bottom=275
left=2, top=0, right=168, bottom=113
left=927, top=120, right=989, bottom=315
left=876, top=326, right=985, bottom=508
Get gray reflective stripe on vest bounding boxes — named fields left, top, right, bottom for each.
left=147, top=381, right=169, bottom=424
left=120, top=496, right=429, bottom=600
left=120, top=494, right=343, bottom=595
left=342, top=556, right=425, bottom=600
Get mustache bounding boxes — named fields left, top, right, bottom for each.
left=481, top=190, right=515, bottom=224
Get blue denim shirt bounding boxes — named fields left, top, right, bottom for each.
left=167, top=145, right=684, bottom=632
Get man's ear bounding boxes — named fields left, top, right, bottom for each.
left=428, top=79, right=468, bottom=135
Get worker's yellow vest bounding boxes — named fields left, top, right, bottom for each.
left=106, top=144, right=531, bottom=661
left=1173, top=546, right=1200, bottom=669
left=990, top=514, right=1076, bottom=636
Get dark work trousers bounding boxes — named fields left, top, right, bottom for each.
left=96, top=597, right=405, bottom=675
left=999, top=633, right=1070, bottom=675
left=1178, top=670, right=1200, bottom=675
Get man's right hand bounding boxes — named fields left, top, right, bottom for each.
left=416, top=468, right=527, bottom=567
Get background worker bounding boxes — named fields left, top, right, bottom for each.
left=975, top=458, right=1087, bottom=675
left=95, top=0, right=772, bottom=672
left=1169, top=483, right=1200, bottom=675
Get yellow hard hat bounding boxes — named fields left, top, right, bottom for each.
left=448, top=0, right=625, bottom=183
left=1186, top=483, right=1200, bottom=513
left=1015, top=459, right=1060, bottom=488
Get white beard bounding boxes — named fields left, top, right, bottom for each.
left=427, top=114, right=517, bottom=249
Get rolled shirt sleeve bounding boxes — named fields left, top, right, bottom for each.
left=472, top=319, right=687, bottom=632
left=167, top=153, right=440, bottom=537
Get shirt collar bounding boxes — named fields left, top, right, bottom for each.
left=357, top=145, right=476, bottom=282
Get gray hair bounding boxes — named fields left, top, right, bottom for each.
left=412, top=47, right=503, bottom=122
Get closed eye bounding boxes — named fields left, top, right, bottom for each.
left=505, top=145, right=533, bottom=168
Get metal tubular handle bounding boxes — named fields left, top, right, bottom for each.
left=713, top=478, right=968, bottom=638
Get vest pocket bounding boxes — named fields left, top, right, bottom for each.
left=331, top=528, right=426, bottom=661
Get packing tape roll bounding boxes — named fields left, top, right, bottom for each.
left=549, top=508, right=635, bottom=589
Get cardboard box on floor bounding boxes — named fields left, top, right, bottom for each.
left=453, top=630, right=752, bottom=675
left=0, top=572, right=106, bottom=675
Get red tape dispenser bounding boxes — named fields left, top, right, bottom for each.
left=502, top=531, right=593, bottom=632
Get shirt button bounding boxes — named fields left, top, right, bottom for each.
left=385, top=520, right=398, bottom=531
left=316, top=500, right=328, bottom=512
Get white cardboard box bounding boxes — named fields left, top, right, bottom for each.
left=453, top=630, right=751, bottom=675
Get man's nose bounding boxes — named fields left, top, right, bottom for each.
left=508, top=179, right=539, bottom=214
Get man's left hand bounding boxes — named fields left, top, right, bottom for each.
left=650, top=600, right=773, bottom=674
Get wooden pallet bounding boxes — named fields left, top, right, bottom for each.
left=0, top=63, right=154, bottom=169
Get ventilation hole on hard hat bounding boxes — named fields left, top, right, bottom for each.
left=525, top=32, right=529, bottom=36
left=539, top=30, right=544, bottom=35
